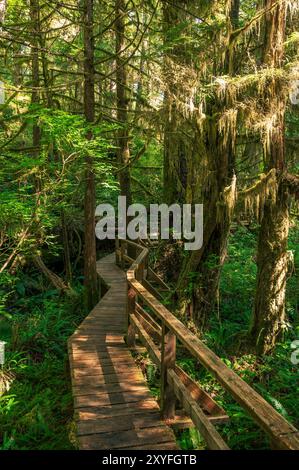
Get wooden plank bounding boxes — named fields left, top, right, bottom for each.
left=72, top=361, right=141, bottom=377
left=70, top=349, right=133, bottom=361
left=74, top=388, right=154, bottom=408
left=167, top=369, right=229, bottom=450
left=73, top=372, right=145, bottom=387
left=77, top=399, right=160, bottom=420
left=70, top=334, right=125, bottom=342
left=73, top=382, right=150, bottom=396
left=76, top=330, right=126, bottom=337
left=81, top=316, right=126, bottom=322
left=70, top=342, right=126, bottom=350
left=125, top=442, right=178, bottom=450
left=78, top=426, right=176, bottom=450
left=135, top=306, right=162, bottom=343
left=136, top=303, right=162, bottom=335
left=130, top=314, right=161, bottom=366
left=128, top=345, right=147, bottom=354
left=167, top=411, right=229, bottom=429
left=175, top=365, right=228, bottom=419
left=70, top=349, right=132, bottom=360
left=70, top=342, right=127, bottom=351
left=70, top=356, right=136, bottom=368
left=77, top=412, right=163, bottom=435
left=91, top=302, right=126, bottom=308
left=75, top=326, right=126, bottom=333
left=148, top=267, right=171, bottom=292
left=164, top=414, right=194, bottom=430
left=82, top=320, right=124, bottom=326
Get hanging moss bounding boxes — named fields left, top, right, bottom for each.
left=240, top=169, right=278, bottom=219
left=217, top=174, right=237, bottom=223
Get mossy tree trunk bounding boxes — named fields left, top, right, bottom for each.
left=251, top=188, right=289, bottom=354
left=30, top=0, right=41, bottom=152
left=83, top=0, right=99, bottom=310
left=30, top=0, right=43, bottom=244
left=175, top=0, right=239, bottom=327
left=251, top=0, right=289, bottom=354
left=115, top=0, right=132, bottom=208
left=175, top=108, right=236, bottom=327
left=162, top=0, right=199, bottom=206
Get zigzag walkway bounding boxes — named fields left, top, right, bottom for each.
left=68, top=253, right=178, bottom=450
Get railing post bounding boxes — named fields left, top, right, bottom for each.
left=135, top=255, right=144, bottom=306
left=136, top=260, right=144, bottom=283
left=127, top=286, right=136, bottom=347
left=160, top=323, right=176, bottom=420
left=144, top=252, right=149, bottom=280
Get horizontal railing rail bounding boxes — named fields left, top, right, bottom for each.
left=115, top=238, right=299, bottom=451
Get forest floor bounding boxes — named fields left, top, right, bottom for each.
left=0, top=226, right=298, bottom=450
left=0, top=283, right=86, bottom=449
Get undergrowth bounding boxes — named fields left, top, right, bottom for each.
left=0, top=270, right=85, bottom=450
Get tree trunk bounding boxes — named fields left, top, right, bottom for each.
left=30, top=0, right=41, bottom=150
left=30, top=0, right=43, bottom=239
left=83, top=0, right=98, bottom=310
left=176, top=111, right=236, bottom=327
left=115, top=0, right=132, bottom=208
left=251, top=0, right=288, bottom=354
left=162, top=0, right=196, bottom=205
left=251, top=189, right=289, bottom=354
left=175, top=1, right=239, bottom=327
left=33, top=255, right=74, bottom=296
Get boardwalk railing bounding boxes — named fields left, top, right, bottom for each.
left=116, top=238, right=299, bottom=451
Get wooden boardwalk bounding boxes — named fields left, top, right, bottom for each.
left=68, top=253, right=178, bottom=450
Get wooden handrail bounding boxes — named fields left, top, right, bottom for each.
left=117, top=239, right=299, bottom=451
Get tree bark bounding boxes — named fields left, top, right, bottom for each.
left=30, top=0, right=41, bottom=150
left=115, top=0, right=132, bottom=208
left=175, top=1, right=239, bottom=327
left=29, top=0, right=43, bottom=237
left=251, top=188, right=289, bottom=354
left=251, top=0, right=289, bottom=354
left=33, top=255, right=74, bottom=295
left=175, top=112, right=236, bottom=327
left=162, top=0, right=197, bottom=205
left=83, top=0, right=98, bottom=310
